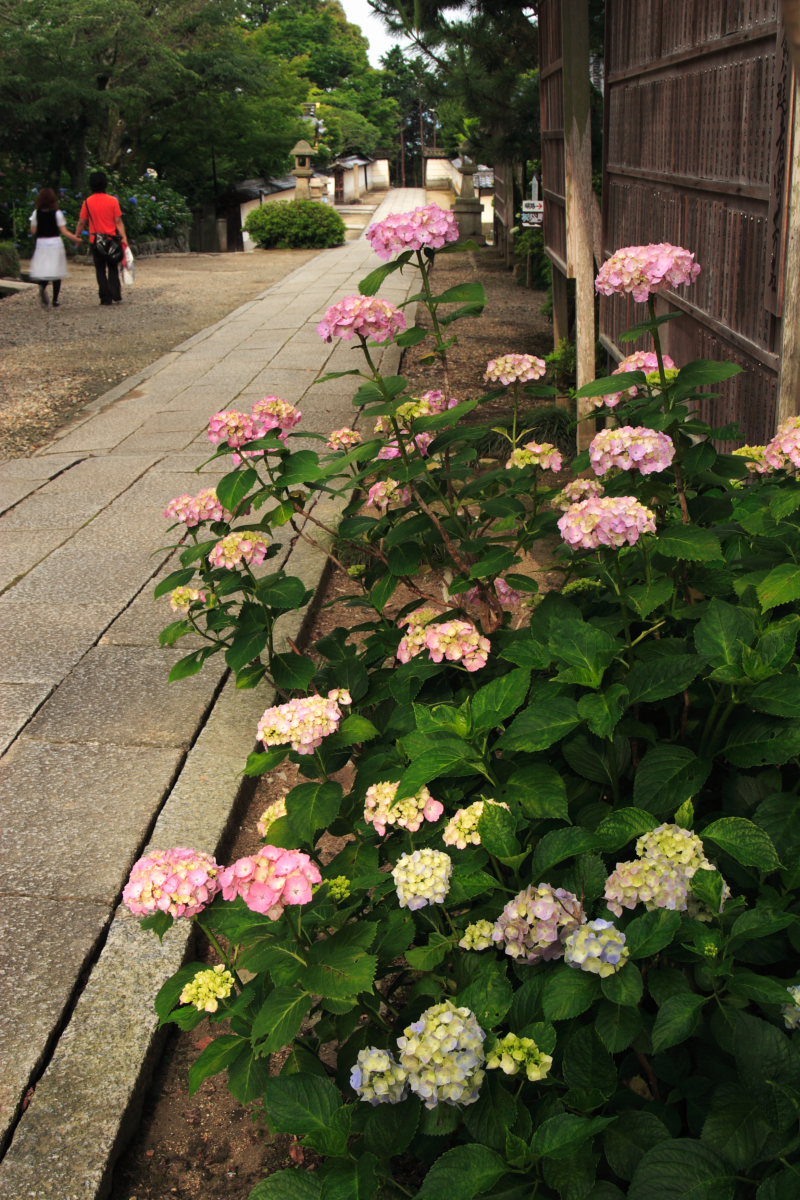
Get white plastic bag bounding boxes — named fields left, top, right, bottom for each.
left=122, top=245, right=135, bottom=286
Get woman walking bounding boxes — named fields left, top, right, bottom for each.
left=29, top=187, right=81, bottom=307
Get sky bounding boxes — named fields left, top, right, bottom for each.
left=337, top=0, right=407, bottom=66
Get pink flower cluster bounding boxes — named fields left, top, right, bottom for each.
left=219, top=845, right=321, bottom=917
left=378, top=432, right=434, bottom=460
left=553, top=478, right=604, bottom=512
left=123, top=847, right=221, bottom=919
left=600, top=350, right=677, bottom=409
left=363, top=780, right=443, bottom=837
left=589, top=426, right=675, bottom=476
left=251, top=396, right=302, bottom=437
left=492, top=883, right=584, bottom=964
left=425, top=619, right=491, bottom=672
left=764, top=417, right=800, bottom=470
left=207, top=397, right=301, bottom=462
left=257, top=689, right=351, bottom=755
left=464, top=577, right=523, bottom=611
left=208, top=409, right=258, bottom=449
left=397, top=611, right=489, bottom=672
left=558, top=496, right=656, bottom=550
left=317, top=295, right=407, bottom=343
left=595, top=243, right=701, bottom=303
left=208, top=530, right=269, bottom=570
left=367, top=479, right=412, bottom=510
left=164, top=487, right=230, bottom=528
left=327, top=427, right=363, bottom=451
left=506, top=442, right=563, bottom=472
left=366, top=203, right=460, bottom=260
left=484, top=354, right=547, bottom=386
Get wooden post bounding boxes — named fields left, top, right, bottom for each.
left=552, top=269, right=570, bottom=347
left=779, top=73, right=800, bottom=422
left=562, top=0, right=596, bottom=451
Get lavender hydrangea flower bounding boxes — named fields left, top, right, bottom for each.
left=493, top=883, right=584, bottom=963
left=563, top=919, right=630, bottom=977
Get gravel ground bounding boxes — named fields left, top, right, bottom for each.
left=0, top=249, right=322, bottom=460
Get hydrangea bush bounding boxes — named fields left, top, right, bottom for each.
left=133, top=214, right=800, bottom=1198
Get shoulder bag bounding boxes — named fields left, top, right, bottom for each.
left=86, top=199, right=124, bottom=264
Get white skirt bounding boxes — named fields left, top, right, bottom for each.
left=30, top=237, right=69, bottom=281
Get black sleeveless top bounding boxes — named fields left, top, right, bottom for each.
left=35, top=209, right=60, bottom=238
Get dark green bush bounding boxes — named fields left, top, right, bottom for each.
left=0, top=241, right=20, bottom=277
left=244, top=199, right=346, bottom=250
left=514, top=225, right=551, bottom=290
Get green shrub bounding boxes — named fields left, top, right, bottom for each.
left=545, top=338, right=577, bottom=391
left=137, top=234, right=800, bottom=1198
left=0, top=241, right=20, bottom=277
left=514, top=225, right=551, bottom=290
left=244, top=199, right=346, bottom=249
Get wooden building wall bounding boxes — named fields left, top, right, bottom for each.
left=602, top=0, right=794, bottom=444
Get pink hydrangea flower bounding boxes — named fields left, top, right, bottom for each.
left=553, top=478, right=604, bottom=511
left=589, top=426, right=675, bottom=476
left=257, top=690, right=351, bottom=755
left=600, top=350, right=677, bottom=409
left=317, top=295, right=407, bottom=343
left=367, top=479, right=412, bottom=510
left=424, top=619, right=490, bottom=672
left=765, top=417, right=800, bottom=470
left=366, top=203, right=460, bottom=260
left=207, top=410, right=259, bottom=449
left=492, top=883, right=584, bottom=963
left=595, top=243, right=701, bottom=303
left=506, top=441, right=563, bottom=471
left=484, top=354, right=547, bottom=386
left=464, top=577, right=523, bottom=610
left=327, top=427, right=363, bottom=451
left=219, top=845, right=321, bottom=917
left=558, top=496, right=656, bottom=549
left=364, top=780, right=443, bottom=837
left=251, top=396, right=302, bottom=438
left=123, top=847, right=221, bottom=919
left=164, top=487, right=229, bottom=527
left=208, top=530, right=269, bottom=570
left=396, top=606, right=442, bottom=663
left=378, top=432, right=434, bottom=460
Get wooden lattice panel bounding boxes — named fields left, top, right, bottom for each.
left=602, top=0, right=788, bottom=443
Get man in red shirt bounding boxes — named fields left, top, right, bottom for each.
left=75, top=172, right=129, bottom=306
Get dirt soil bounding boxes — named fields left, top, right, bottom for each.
left=0, top=250, right=325, bottom=460
left=108, top=247, right=554, bottom=1200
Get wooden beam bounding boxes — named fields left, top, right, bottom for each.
left=562, top=0, right=596, bottom=449
left=778, top=74, right=800, bottom=422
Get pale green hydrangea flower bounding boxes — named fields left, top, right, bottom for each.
left=350, top=1047, right=408, bottom=1105
left=327, top=875, right=351, bottom=902
left=458, top=919, right=495, bottom=951
left=782, top=985, right=800, bottom=1031
left=487, top=1032, right=553, bottom=1081
left=179, top=964, right=235, bottom=1013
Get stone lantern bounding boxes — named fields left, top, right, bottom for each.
left=291, top=139, right=315, bottom=200
left=453, top=139, right=485, bottom=243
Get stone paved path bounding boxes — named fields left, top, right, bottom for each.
left=0, top=189, right=426, bottom=1199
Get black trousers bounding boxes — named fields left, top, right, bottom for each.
left=91, top=244, right=122, bottom=304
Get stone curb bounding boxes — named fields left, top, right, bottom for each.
left=0, top=534, right=333, bottom=1200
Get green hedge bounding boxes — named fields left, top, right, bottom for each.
left=244, top=200, right=346, bottom=250
left=0, top=241, right=20, bottom=277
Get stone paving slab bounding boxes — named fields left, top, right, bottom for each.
left=25, top=645, right=226, bottom=748
left=0, top=529, right=71, bottom=594
left=0, top=188, right=427, bottom=1194
left=0, top=682, right=52, bottom=753
left=0, top=896, right=110, bottom=1148
left=0, top=601, right=119, bottom=683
